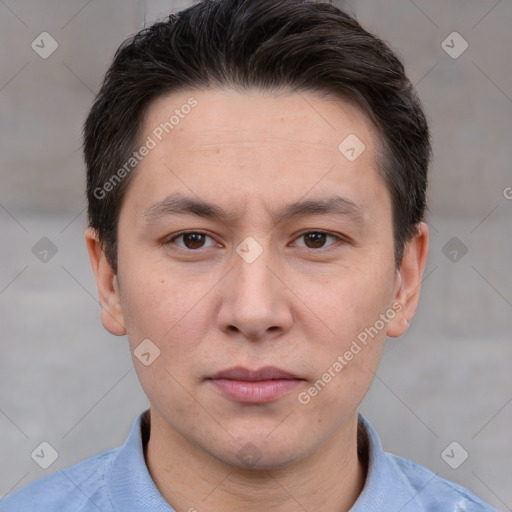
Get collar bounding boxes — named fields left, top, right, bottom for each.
left=105, top=409, right=174, bottom=511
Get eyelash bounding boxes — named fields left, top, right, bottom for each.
left=164, top=230, right=347, bottom=252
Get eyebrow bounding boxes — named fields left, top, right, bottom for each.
left=143, top=193, right=368, bottom=225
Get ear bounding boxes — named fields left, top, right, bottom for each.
left=85, top=227, right=127, bottom=336
left=386, top=222, right=429, bottom=338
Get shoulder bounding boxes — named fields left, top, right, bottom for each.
left=387, top=453, right=499, bottom=512
left=0, top=447, right=119, bottom=512
left=356, top=415, right=499, bottom=512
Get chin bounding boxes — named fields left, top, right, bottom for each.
left=210, top=432, right=311, bottom=471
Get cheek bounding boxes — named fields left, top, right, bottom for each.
left=121, top=273, right=211, bottom=407
left=119, top=265, right=215, bottom=371
left=119, top=255, right=196, bottom=328
left=297, top=287, right=388, bottom=425
left=296, top=262, right=394, bottom=399
left=304, top=264, right=394, bottom=342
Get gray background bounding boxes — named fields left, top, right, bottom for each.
left=0, top=0, right=511, bottom=510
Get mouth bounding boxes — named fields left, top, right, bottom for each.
left=207, top=366, right=305, bottom=404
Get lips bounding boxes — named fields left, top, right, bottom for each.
left=208, top=366, right=305, bottom=404
left=209, top=366, right=302, bottom=382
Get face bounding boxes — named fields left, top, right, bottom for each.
left=87, top=88, right=428, bottom=470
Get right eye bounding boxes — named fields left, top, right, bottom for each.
left=164, top=231, right=220, bottom=251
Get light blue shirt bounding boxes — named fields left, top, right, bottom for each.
left=0, top=410, right=498, bottom=511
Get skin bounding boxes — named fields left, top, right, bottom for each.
left=86, top=88, right=429, bottom=512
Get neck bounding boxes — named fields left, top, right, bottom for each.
left=143, top=410, right=367, bottom=512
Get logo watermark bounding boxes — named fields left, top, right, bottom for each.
left=93, top=97, right=198, bottom=200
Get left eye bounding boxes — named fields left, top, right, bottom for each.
left=293, top=231, right=340, bottom=250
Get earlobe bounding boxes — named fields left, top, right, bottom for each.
left=386, top=222, right=429, bottom=338
left=85, top=227, right=127, bottom=336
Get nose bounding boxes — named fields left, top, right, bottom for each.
left=217, top=240, right=293, bottom=341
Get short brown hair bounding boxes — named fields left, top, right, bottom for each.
left=84, top=0, right=431, bottom=273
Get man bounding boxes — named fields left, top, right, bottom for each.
left=0, top=0, right=498, bottom=510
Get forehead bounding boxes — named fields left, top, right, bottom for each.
left=121, top=87, right=388, bottom=222
left=144, top=87, right=378, bottom=151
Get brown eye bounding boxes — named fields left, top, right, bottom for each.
left=304, top=232, right=327, bottom=249
left=181, top=233, right=206, bottom=249
left=166, top=231, right=217, bottom=250
left=295, top=231, right=340, bottom=250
